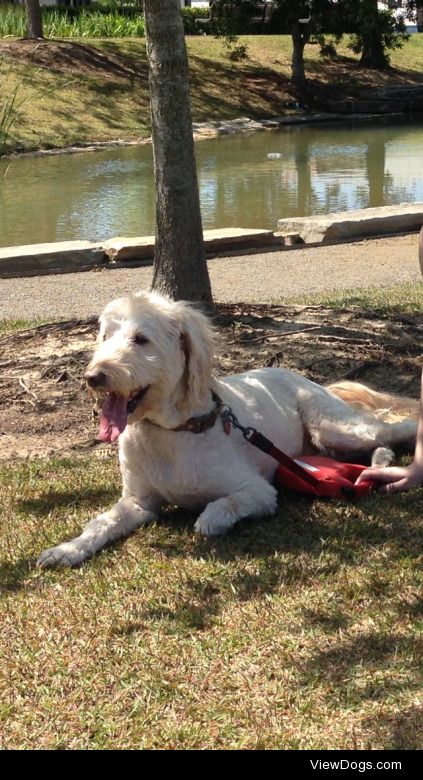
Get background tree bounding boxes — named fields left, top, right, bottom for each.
left=24, top=0, right=43, bottom=39
left=143, top=0, right=213, bottom=308
left=407, top=0, right=423, bottom=30
left=343, top=0, right=411, bottom=69
left=214, top=1, right=341, bottom=89
left=279, top=0, right=406, bottom=84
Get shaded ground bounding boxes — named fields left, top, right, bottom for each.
left=3, top=37, right=423, bottom=89
left=0, top=39, right=148, bottom=81
left=1, top=303, right=422, bottom=460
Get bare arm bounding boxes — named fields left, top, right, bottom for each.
left=356, top=227, right=423, bottom=493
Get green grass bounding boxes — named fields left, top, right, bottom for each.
left=0, top=318, right=50, bottom=337
left=1, top=453, right=422, bottom=749
left=293, top=281, right=423, bottom=313
left=1, top=33, right=423, bottom=154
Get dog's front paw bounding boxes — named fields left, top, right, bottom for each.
left=37, top=540, right=90, bottom=568
left=194, top=510, right=234, bottom=537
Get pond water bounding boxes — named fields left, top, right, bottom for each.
left=1, top=118, right=423, bottom=248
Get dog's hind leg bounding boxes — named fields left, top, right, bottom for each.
left=301, top=392, right=417, bottom=457
left=194, top=476, right=278, bottom=537
left=37, top=496, right=159, bottom=567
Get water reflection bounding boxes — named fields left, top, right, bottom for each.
left=1, top=118, right=422, bottom=247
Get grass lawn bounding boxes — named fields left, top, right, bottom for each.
left=1, top=284, right=422, bottom=750
left=1, top=34, right=423, bottom=153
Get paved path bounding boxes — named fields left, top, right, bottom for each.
left=0, top=233, right=421, bottom=322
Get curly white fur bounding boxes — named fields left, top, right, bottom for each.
left=37, top=291, right=418, bottom=567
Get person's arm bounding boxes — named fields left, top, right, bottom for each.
left=419, top=224, right=423, bottom=278
left=356, top=369, right=423, bottom=493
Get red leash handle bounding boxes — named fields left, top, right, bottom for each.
left=247, top=429, right=323, bottom=489
left=221, top=408, right=376, bottom=498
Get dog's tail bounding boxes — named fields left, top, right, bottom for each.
left=326, top=380, right=420, bottom=423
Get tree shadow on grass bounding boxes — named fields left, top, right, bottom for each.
left=150, top=487, right=423, bottom=590
left=16, top=486, right=119, bottom=517
left=298, top=629, right=422, bottom=711
left=188, top=54, right=294, bottom=121
left=112, top=579, right=223, bottom=637
left=363, top=705, right=423, bottom=750
left=3, top=39, right=149, bottom=81
left=0, top=556, right=34, bottom=593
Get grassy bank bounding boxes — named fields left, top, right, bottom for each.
left=1, top=34, right=423, bottom=154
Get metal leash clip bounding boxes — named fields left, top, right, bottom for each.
left=220, top=405, right=256, bottom=440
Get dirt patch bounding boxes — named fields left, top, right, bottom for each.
left=1, top=304, right=422, bottom=461
left=0, top=39, right=147, bottom=81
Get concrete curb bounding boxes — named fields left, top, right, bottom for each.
left=0, top=229, right=282, bottom=279
left=2, top=207, right=423, bottom=279
left=0, top=240, right=107, bottom=278
left=278, top=203, right=423, bottom=245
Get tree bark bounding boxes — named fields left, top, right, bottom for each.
left=359, top=0, right=388, bottom=69
left=24, top=0, right=44, bottom=39
left=144, top=0, right=213, bottom=309
left=290, top=21, right=311, bottom=89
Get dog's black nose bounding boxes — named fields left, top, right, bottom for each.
left=85, top=370, right=107, bottom=389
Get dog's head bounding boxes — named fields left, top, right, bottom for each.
left=86, top=290, right=215, bottom=442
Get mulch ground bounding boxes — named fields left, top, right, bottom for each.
left=1, top=302, right=422, bottom=461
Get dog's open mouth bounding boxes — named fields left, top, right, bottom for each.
left=98, top=386, right=149, bottom=443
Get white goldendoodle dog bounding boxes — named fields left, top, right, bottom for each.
left=37, top=290, right=418, bottom=567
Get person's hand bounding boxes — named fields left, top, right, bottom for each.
left=356, top=463, right=423, bottom=493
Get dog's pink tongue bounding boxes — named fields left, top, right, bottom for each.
left=99, top=394, right=128, bottom=443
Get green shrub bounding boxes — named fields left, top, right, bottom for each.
left=0, top=3, right=286, bottom=40
left=0, top=4, right=27, bottom=37
left=181, top=6, right=210, bottom=35
left=0, top=2, right=145, bottom=38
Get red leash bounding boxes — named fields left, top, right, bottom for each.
left=220, top=406, right=376, bottom=499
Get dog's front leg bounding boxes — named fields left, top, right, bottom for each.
left=37, top=495, right=159, bottom=568
left=194, top=477, right=278, bottom=537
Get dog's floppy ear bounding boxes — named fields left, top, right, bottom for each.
left=177, top=303, right=215, bottom=409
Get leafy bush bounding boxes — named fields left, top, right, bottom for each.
left=0, top=3, right=145, bottom=38
left=181, top=6, right=210, bottom=35
left=0, top=4, right=27, bottom=37
left=0, top=2, right=285, bottom=39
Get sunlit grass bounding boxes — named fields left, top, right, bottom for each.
left=0, top=318, right=50, bottom=337
left=1, top=453, right=422, bottom=749
left=289, top=281, right=423, bottom=313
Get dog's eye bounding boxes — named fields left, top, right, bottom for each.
left=133, top=334, right=149, bottom=346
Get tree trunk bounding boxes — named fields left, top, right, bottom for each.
left=290, top=21, right=311, bottom=90
left=291, top=34, right=306, bottom=88
left=24, top=0, right=44, bottom=39
left=144, top=0, right=213, bottom=309
left=360, top=0, right=388, bottom=69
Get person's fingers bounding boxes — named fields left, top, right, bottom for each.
left=356, top=468, right=403, bottom=485
left=378, top=478, right=410, bottom=493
